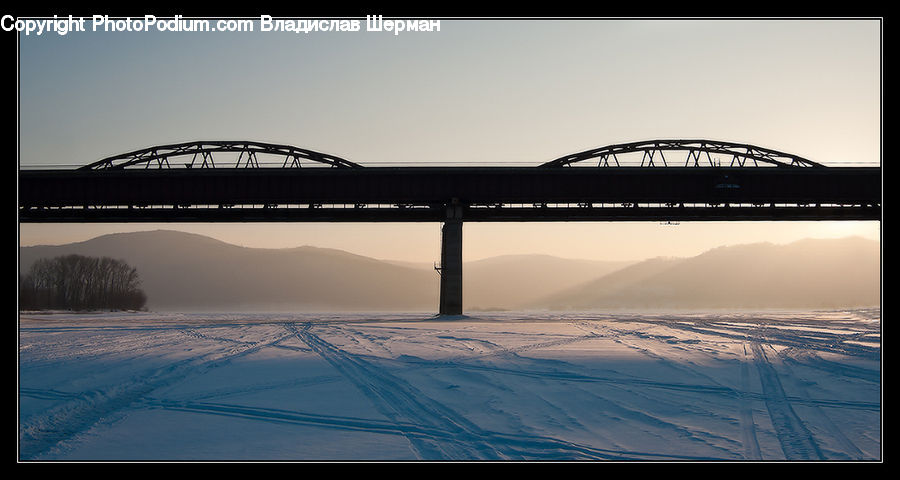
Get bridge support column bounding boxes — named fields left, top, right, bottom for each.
left=438, top=203, right=463, bottom=316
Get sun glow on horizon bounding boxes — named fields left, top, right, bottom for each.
left=18, top=220, right=881, bottom=265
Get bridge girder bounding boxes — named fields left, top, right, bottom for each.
left=19, top=166, right=880, bottom=212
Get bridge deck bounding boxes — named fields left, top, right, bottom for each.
left=19, top=166, right=881, bottom=223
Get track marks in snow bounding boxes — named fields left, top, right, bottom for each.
left=19, top=327, right=293, bottom=460
left=287, top=323, right=510, bottom=460
left=781, top=349, right=881, bottom=384
left=750, top=342, right=824, bottom=460
left=769, top=350, right=867, bottom=460
left=20, top=312, right=879, bottom=461
left=286, top=323, right=672, bottom=460
left=739, top=344, right=763, bottom=460
left=140, top=397, right=690, bottom=460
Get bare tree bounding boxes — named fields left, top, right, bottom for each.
left=19, top=255, right=147, bottom=311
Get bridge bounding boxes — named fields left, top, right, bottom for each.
left=18, top=139, right=882, bottom=315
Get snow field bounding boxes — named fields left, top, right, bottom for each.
left=18, top=310, right=881, bottom=461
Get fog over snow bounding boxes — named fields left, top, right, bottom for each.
left=18, top=309, right=880, bottom=461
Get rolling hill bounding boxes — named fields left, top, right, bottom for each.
left=18, top=230, right=630, bottom=312
left=19, top=231, right=880, bottom=312
left=532, top=236, right=880, bottom=310
left=19, top=230, right=439, bottom=311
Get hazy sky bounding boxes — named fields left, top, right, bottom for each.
left=17, top=18, right=881, bottom=262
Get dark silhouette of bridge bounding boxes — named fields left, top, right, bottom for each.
left=19, top=139, right=881, bottom=315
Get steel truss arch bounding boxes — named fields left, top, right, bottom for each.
left=78, top=140, right=363, bottom=170
left=540, top=139, right=824, bottom=168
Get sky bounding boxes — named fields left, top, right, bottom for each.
left=16, top=17, right=882, bottom=263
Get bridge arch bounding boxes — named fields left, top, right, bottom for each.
left=540, top=139, right=824, bottom=168
left=78, top=140, right=363, bottom=170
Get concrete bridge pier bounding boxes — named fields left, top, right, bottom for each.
left=438, top=202, right=464, bottom=315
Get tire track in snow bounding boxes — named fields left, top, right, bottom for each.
left=19, top=327, right=293, bottom=460
left=575, top=322, right=750, bottom=457
left=145, top=398, right=426, bottom=436
left=770, top=350, right=867, bottom=460
left=653, top=317, right=879, bottom=359
left=398, top=355, right=878, bottom=412
left=287, top=323, right=653, bottom=460
left=739, top=344, right=763, bottom=460
left=750, top=342, right=824, bottom=460
left=442, top=327, right=605, bottom=362
left=19, top=388, right=83, bottom=402
left=591, top=314, right=879, bottom=360
left=140, top=398, right=708, bottom=461
left=781, top=349, right=881, bottom=384
left=342, top=323, right=643, bottom=457
left=288, top=323, right=508, bottom=460
left=595, top=322, right=734, bottom=390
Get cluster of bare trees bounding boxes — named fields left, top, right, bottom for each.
left=19, top=255, right=147, bottom=311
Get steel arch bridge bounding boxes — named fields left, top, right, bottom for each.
left=19, top=138, right=881, bottom=315
left=541, top=139, right=824, bottom=168
left=79, top=140, right=363, bottom=170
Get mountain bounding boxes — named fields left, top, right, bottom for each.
left=463, top=255, right=633, bottom=310
left=17, top=230, right=632, bottom=312
left=381, top=254, right=635, bottom=310
left=19, top=231, right=880, bottom=312
left=531, top=256, right=685, bottom=310
left=19, top=230, right=440, bottom=312
left=533, top=236, right=881, bottom=310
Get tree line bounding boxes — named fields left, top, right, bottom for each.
left=19, top=254, right=147, bottom=311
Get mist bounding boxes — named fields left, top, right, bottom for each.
left=18, top=230, right=880, bottom=313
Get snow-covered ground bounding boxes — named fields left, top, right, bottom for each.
left=18, top=309, right=881, bottom=461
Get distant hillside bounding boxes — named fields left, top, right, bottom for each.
left=531, top=256, right=685, bottom=310
left=533, top=237, right=880, bottom=310
left=18, top=230, right=632, bottom=312
left=19, top=230, right=439, bottom=312
left=19, top=231, right=880, bottom=312
left=379, top=255, right=634, bottom=310
left=464, top=255, right=633, bottom=310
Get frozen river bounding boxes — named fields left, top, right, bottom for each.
left=18, top=309, right=881, bottom=461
